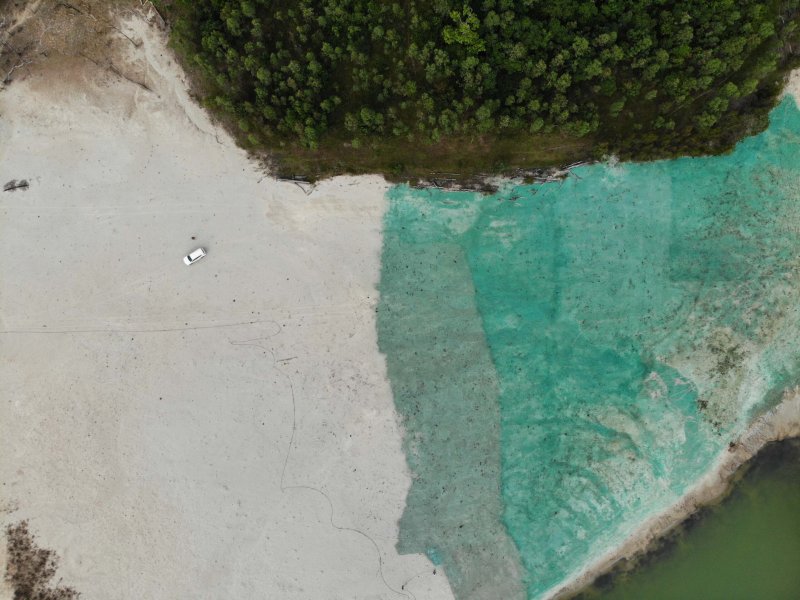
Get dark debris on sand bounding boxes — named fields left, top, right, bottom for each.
left=5, top=520, right=79, bottom=600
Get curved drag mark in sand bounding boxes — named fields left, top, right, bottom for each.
left=230, top=334, right=415, bottom=600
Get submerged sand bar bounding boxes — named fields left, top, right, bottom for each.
left=0, top=9, right=452, bottom=600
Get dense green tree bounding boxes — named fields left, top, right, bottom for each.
left=158, top=0, right=800, bottom=163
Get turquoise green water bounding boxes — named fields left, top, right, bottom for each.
left=579, top=438, right=800, bottom=600
left=377, top=98, right=800, bottom=599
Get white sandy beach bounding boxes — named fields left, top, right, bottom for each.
left=0, top=4, right=453, bottom=599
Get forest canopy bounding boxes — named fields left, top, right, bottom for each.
left=156, top=0, right=800, bottom=178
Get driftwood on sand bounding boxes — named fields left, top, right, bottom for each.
left=412, top=161, right=592, bottom=194
left=3, top=179, right=30, bottom=192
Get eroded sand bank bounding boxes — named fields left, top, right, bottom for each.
left=0, top=3, right=453, bottom=599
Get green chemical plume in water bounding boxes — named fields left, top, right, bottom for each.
left=377, top=98, right=800, bottom=599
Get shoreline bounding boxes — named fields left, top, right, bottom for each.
left=574, top=435, right=800, bottom=597
left=546, top=389, right=800, bottom=600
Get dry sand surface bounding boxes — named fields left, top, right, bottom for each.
left=784, top=68, right=800, bottom=102
left=0, top=4, right=453, bottom=599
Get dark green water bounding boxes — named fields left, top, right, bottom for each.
left=579, top=438, right=800, bottom=600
